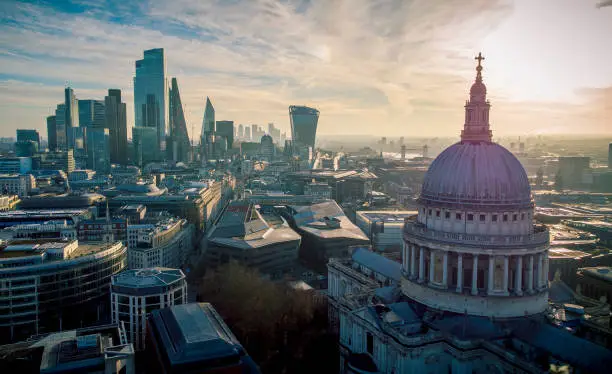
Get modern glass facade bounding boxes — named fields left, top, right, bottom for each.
left=86, top=127, right=111, bottom=173
left=215, top=120, right=234, bottom=150
left=16, top=130, right=40, bottom=149
left=289, top=105, right=319, bottom=150
left=168, top=78, right=190, bottom=162
left=46, top=116, right=57, bottom=151
left=134, top=48, right=169, bottom=155
left=132, top=127, right=159, bottom=166
left=64, top=87, right=79, bottom=149
left=78, top=99, right=105, bottom=128
left=0, top=241, right=127, bottom=343
left=54, top=103, right=66, bottom=150
left=200, top=97, right=215, bottom=160
left=105, top=89, right=128, bottom=165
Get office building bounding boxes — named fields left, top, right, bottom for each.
left=132, top=127, right=159, bottom=166
left=558, top=156, right=591, bottom=189
left=200, top=97, right=215, bottom=160
left=0, top=195, right=19, bottom=212
left=78, top=216, right=127, bottom=242
left=134, top=48, right=169, bottom=155
left=3, top=220, right=78, bottom=241
left=0, top=324, right=135, bottom=373
left=608, top=143, right=612, bottom=169
left=0, top=157, right=32, bottom=174
left=0, top=239, right=127, bottom=343
left=0, top=174, right=36, bottom=197
left=46, top=115, right=57, bottom=150
left=54, top=103, right=67, bottom=150
left=145, top=303, right=260, bottom=373
left=244, top=125, right=251, bottom=141
left=168, top=78, right=190, bottom=163
left=111, top=267, right=187, bottom=350
left=206, top=201, right=301, bottom=278
left=16, top=129, right=40, bottom=149
left=285, top=200, right=369, bottom=272
left=238, top=124, right=244, bottom=139
left=64, top=87, right=80, bottom=149
left=127, top=216, right=194, bottom=269
left=260, top=133, right=274, bottom=161
left=105, top=89, right=128, bottom=165
left=0, top=209, right=92, bottom=229
left=86, top=127, right=111, bottom=174
left=289, top=105, right=319, bottom=150
left=38, top=149, right=75, bottom=173
left=355, top=210, right=418, bottom=251
left=14, top=140, right=37, bottom=157
left=216, top=120, right=234, bottom=150
left=268, top=122, right=281, bottom=143
left=19, top=192, right=105, bottom=210
left=304, top=182, right=332, bottom=199
left=78, top=99, right=105, bottom=128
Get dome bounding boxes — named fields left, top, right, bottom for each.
left=420, top=141, right=532, bottom=209
left=470, top=80, right=486, bottom=99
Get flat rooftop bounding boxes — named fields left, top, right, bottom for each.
left=548, top=247, right=591, bottom=259
left=357, top=210, right=417, bottom=223
left=579, top=266, right=612, bottom=283
left=112, top=267, right=185, bottom=289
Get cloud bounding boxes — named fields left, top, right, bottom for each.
left=596, top=1, right=612, bottom=8
left=0, top=0, right=610, bottom=140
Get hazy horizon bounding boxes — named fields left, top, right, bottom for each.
left=1, top=0, right=611, bottom=139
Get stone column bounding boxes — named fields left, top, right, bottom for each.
left=429, top=250, right=436, bottom=284
left=456, top=253, right=463, bottom=293
left=419, top=247, right=425, bottom=283
left=403, top=242, right=408, bottom=273
left=503, top=256, right=509, bottom=293
left=410, top=244, right=416, bottom=279
left=537, top=253, right=544, bottom=289
left=527, top=255, right=534, bottom=293
left=442, top=251, right=448, bottom=288
left=488, top=255, right=495, bottom=294
left=471, top=255, right=479, bottom=296
left=515, top=255, right=523, bottom=296
left=543, top=251, right=549, bottom=288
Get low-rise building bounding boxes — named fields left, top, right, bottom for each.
left=69, top=169, right=96, bottom=181
left=2, top=221, right=77, bottom=240
left=0, top=174, right=35, bottom=197
left=355, top=210, right=418, bottom=251
left=145, top=303, right=260, bottom=373
left=0, top=195, right=19, bottom=211
left=577, top=266, right=612, bottom=304
left=206, top=201, right=301, bottom=278
left=78, top=217, right=128, bottom=242
left=111, top=268, right=187, bottom=350
left=0, top=208, right=92, bottom=229
left=0, top=157, right=32, bottom=174
left=0, top=323, right=135, bottom=373
left=304, top=182, right=332, bottom=199
left=127, top=217, right=194, bottom=269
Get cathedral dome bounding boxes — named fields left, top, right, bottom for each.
left=420, top=141, right=532, bottom=209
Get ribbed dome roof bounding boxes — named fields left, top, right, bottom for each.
left=420, top=142, right=532, bottom=209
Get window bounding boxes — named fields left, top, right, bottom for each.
left=445, top=211, right=450, bottom=219
left=479, top=214, right=486, bottom=222
left=492, top=214, right=498, bottom=222
left=428, top=209, right=432, bottom=216
left=456, top=213, right=462, bottom=220
left=467, top=214, right=474, bottom=221
left=436, top=210, right=440, bottom=218
left=366, top=332, right=374, bottom=355
left=513, top=214, right=517, bottom=221
left=521, top=213, right=525, bottom=220
left=503, top=214, right=508, bottom=222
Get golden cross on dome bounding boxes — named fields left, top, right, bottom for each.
left=475, top=52, right=485, bottom=67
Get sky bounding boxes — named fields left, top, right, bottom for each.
left=0, top=0, right=611, bottom=140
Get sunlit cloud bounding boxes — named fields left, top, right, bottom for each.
left=0, top=0, right=610, bottom=140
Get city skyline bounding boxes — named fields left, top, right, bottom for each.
left=1, top=0, right=611, bottom=139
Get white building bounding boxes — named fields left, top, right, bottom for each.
left=355, top=210, right=417, bottom=251
left=127, top=217, right=194, bottom=269
left=110, top=267, right=187, bottom=350
left=0, top=174, right=36, bottom=197
left=328, top=54, right=612, bottom=374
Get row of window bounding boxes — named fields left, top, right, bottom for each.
left=425, top=208, right=529, bottom=222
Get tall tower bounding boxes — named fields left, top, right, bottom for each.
left=168, top=78, right=190, bottom=162
left=64, top=87, right=79, bottom=149
left=200, top=97, right=215, bottom=161
left=289, top=105, right=319, bottom=150
left=105, top=89, right=128, bottom=165
left=608, top=143, right=612, bottom=169
left=46, top=115, right=57, bottom=151
left=133, top=48, right=169, bottom=157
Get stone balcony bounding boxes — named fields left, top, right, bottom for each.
left=403, top=217, right=549, bottom=250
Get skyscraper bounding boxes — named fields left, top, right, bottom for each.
left=64, top=87, right=79, bottom=149
left=244, top=125, right=251, bottom=141
left=289, top=105, right=319, bottom=150
left=608, top=143, right=612, bottom=169
left=54, top=103, right=67, bottom=150
left=134, top=48, right=169, bottom=156
left=46, top=115, right=57, bottom=150
left=78, top=99, right=105, bottom=128
left=105, top=89, right=128, bottom=165
left=16, top=130, right=40, bottom=149
left=215, top=120, right=234, bottom=150
left=168, top=78, right=190, bottom=162
left=238, top=124, right=244, bottom=140
left=87, top=127, right=111, bottom=173
left=200, top=97, right=215, bottom=160
left=132, top=127, right=159, bottom=166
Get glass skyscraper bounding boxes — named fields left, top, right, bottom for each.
left=169, top=77, right=190, bottom=162
left=289, top=105, right=319, bottom=150
left=200, top=97, right=215, bottom=160
left=54, top=103, right=66, bottom=150
left=46, top=115, right=57, bottom=150
left=132, top=127, right=159, bottom=166
left=86, top=127, right=111, bottom=173
left=78, top=99, right=105, bottom=128
left=105, top=89, right=128, bottom=165
left=134, top=48, right=169, bottom=155
left=64, top=87, right=79, bottom=150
